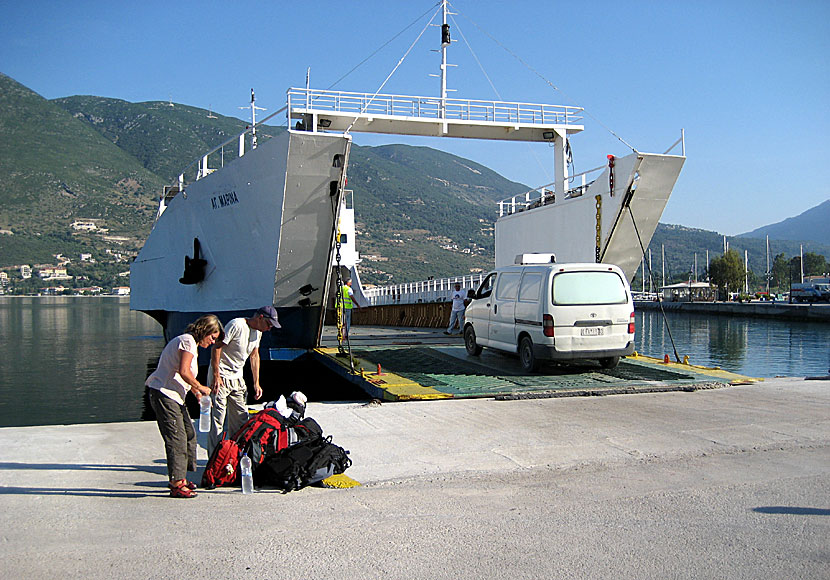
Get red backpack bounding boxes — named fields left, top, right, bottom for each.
left=201, top=408, right=291, bottom=489
left=201, top=437, right=241, bottom=489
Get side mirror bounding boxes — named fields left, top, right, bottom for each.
left=467, top=289, right=476, bottom=300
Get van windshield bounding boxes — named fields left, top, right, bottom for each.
left=552, top=271, right=628, bottom=305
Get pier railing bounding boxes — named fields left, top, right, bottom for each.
left=362, top=273, right=487, bottom=306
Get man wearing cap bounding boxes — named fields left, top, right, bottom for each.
left=206, top=306, right=280, bottom=456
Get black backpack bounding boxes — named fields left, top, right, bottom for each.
left=253, top=417, right=352, bottom=492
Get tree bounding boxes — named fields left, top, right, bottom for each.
left=709, top=250, right=744, bottom=297
left=771, top=253, right=789, bottom=290
left=803, top=252, right=828, bottom=276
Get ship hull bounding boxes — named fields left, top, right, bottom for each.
left=131, top=130, right=351, bottom=349
left=495, top=152, right=685, bottom=281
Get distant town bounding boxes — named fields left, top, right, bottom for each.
left=0, top=219, right=136, bottom=296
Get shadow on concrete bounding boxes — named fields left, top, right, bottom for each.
left=0, top=462, right=167, bottom=476
left=753, top=506, right=830, bottom=516
left=0, top=485, right=155, bottom=498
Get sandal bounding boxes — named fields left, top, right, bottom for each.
left=168, top=480, right=197, bottom=491
left=169, top=481, right=198, bottom=498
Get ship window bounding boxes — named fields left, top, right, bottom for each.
left=332, top=154, right=344, bottom=168
left=330, top=181, right=338, bottom=197
left=339, top=234, right=348, bottom=243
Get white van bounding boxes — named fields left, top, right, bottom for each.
left=463, top=255, right=635, bottom=372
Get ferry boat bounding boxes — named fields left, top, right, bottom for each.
left=130, top=1, right=684, bottom=351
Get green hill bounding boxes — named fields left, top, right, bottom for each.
left=53, top=95, right=282, bottom=181
left=0, top=74, right=163, bottom=232
left=0, top=73, right=164, bottom=265
left=0, top=72, right=826, bottom=292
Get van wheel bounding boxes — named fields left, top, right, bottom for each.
left=519, top=337, right=539, bottom=373
left=599, top=356, right=620, bottom=369
left=464, top=325, right=482, bottom=356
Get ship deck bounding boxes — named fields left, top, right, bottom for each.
left=304, top=326, right=757, bottom=401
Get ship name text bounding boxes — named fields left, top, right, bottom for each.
left=211, top=191, right=239, bottom=210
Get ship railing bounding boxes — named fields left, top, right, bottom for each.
left=154, top=103, right=289, bottom=221
left=363, top=273, right=488, bottom=306
left=287, top=88, right=584, bottom=126
left=496, top=163, right=606, bottom=218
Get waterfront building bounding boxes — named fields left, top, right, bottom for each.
left=659, top=281, right=716, bottom=302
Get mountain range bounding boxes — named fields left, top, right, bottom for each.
left=0, top=72, right=827, bottom=286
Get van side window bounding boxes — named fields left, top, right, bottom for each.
left=477, top=273, right=497, bottom=299
left=518, top=273, right=542, bottom=302
left=495, top=272, right=521, bottom=301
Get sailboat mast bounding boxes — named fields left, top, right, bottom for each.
left=766, top=235, right=770, bottom=296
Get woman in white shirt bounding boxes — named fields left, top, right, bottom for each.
left=146, top=314, right=223, bottom=498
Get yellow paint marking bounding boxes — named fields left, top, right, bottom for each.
left=628, top=352, right=762, bottom=383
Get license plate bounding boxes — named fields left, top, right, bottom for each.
left=580, top=327, right=604, bottom=336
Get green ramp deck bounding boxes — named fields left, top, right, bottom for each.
left=312, top=345, right=757, bottom=401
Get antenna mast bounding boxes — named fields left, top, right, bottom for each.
left=240, top=89, right=266, bottom=149
left=439, top=0, right=451, bottom=119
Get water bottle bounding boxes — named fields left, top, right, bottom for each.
left=198, top=395, right=211, bottom=432
left=240, top=454, right=254, bottom=494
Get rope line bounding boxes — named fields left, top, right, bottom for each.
left=450, top=13, right=552, bottom=183
left=628, top=206, right=681, bottom=362
left=344, top=5, right=441, bottom=135
left=326, top=2, right=441, bottom=91
left=448, top=0, right=637, bottom=153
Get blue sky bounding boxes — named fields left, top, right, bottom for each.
left=1, top=0, right=827, bottom=235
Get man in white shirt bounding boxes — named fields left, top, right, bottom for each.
left=207, top=306, right=280, bottom=456
left=444, top=282, right=467, bottom=335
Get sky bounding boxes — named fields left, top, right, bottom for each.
left=1, top=0, right=828, bottom=236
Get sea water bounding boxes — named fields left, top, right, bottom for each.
left=0, top=297, right=827, bottom=427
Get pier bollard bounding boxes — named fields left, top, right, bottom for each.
left=375, top=363, right=384, bottom=376
left=663, top=354, right=670, bottom=364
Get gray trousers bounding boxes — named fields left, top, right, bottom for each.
left=447, top=309, right=465, bottom=333
left=207, top=376, right=248, bottom=457
left=148, top=388, right=197, bottom=482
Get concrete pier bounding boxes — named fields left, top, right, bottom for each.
left=0, top=376, right=827, bottom=578
left=635, top=299, right=830, bottom=322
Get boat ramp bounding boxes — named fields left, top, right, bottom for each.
left=301, top=325, right=755, bottom=402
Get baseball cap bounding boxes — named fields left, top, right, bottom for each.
left=255, top=305, right=281, bottom=329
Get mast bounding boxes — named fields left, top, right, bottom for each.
left=440, top=0, right=450, bottom=118
left=766, top=235, right=770, bottom=296
left=240, top=89, right=266, bottom=150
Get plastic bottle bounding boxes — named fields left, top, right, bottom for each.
left=240, top=454, right=254, bottom=494
left=198, top=395, right=212, bottom=432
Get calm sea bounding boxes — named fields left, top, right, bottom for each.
left=0, top=297, right=827, bottom=427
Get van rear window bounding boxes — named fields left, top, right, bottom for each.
left=552, top=271, right=628, bottom=305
